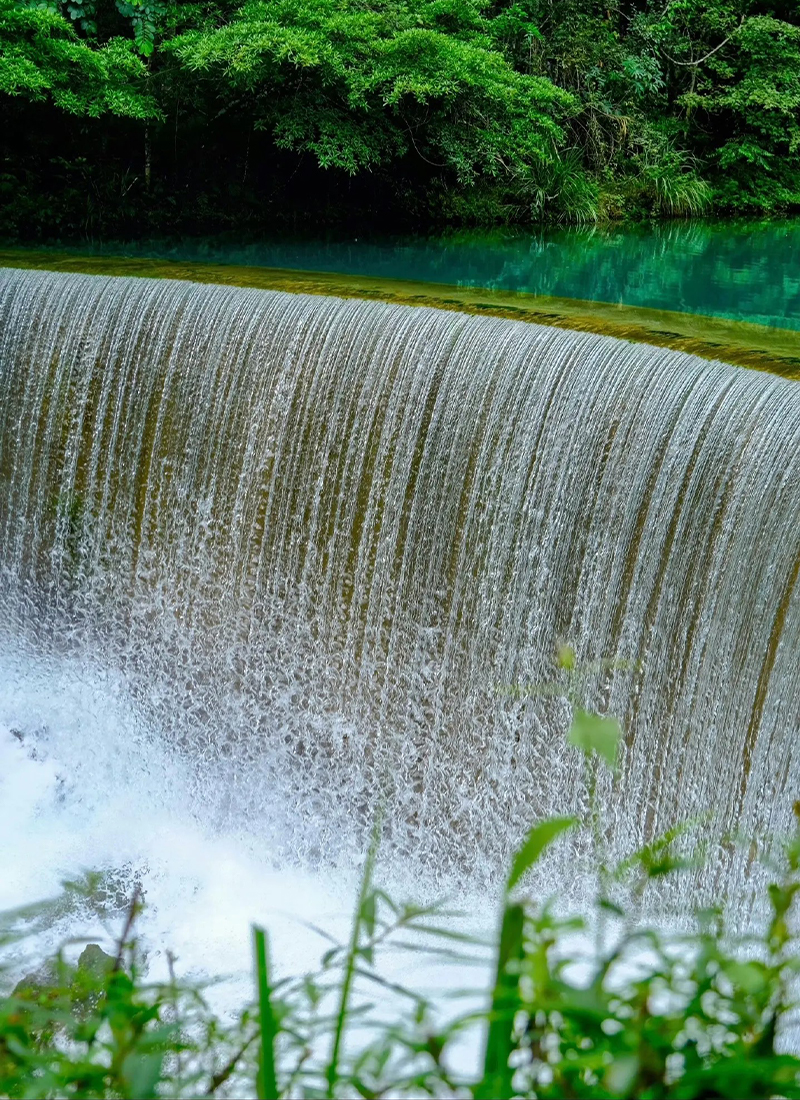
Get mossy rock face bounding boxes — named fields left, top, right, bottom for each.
left=13, top=944, right=114, bottom=993
left=77, top=944, right=115, bottom=977
left=12, top=944, right=117, bottom=1018
left=73, top=944, right=117, bottom=1014
left=12, top=958, right=64, bottom=999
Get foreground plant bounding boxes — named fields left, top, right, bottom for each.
left=3, top=705, right=800, bottom=1098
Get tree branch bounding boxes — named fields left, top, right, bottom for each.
left=663, top=16, right=745, bottom=68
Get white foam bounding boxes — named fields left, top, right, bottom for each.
left=0, top=645, right=492, bottom=1040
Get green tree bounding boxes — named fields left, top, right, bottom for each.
left=168, top=0, right=578, bottom=214
left=0, top=0, right=156, bottom=117
left=1, top=0, right=799, bottom=234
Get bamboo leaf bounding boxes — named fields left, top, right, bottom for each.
left=507, top=816, right=576, bottom=892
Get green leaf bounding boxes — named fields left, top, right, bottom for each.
left=724, top=960, right=766, bottom=995
left=121, top=1052, right=164, bottom=1099
left=254, top=926, right=279, bottom=1100
left=604, top=1055, right=639, bottom=1095
left=476, top=902, right=525, bottom=1100
left=557, top=642, right=576, bottom=670
left=360, top=889, right=376, bottom=966
left=567, top=708, right=621, bottom=769
left=507, top=816, right=576, bottom=892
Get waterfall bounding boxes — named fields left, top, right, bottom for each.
left=2, top=266, right=799, bottom=898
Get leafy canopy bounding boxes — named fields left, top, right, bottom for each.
left=169, top=0, right=576, bottom=181
left=0, top=0, right=157, bottom=116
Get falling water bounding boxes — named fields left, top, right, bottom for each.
left=2, top=267, right=800, bottom=906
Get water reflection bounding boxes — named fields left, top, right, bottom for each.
left=94, top=219, right=800, bottom=331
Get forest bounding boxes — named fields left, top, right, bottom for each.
left=1, top=0, right=800, bottom=241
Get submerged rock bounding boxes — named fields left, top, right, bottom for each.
left=13, top=944, right=116, bottom=1004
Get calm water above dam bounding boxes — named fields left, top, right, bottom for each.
left=80, top=218, right=800, bottom=331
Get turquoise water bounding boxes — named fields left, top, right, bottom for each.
left=82, top=219, right=800, bottom=332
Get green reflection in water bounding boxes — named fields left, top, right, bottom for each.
left=50, top=218, right=800, bottom=332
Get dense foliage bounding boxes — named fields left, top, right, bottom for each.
left=1, top=0, right=798, bottom=237
left=4, top=709, right=800, bottom=1098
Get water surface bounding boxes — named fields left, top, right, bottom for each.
left=84, top=219, right=800, bottom=331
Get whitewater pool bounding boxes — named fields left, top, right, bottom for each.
left=0, top=643, right=493, bottom=1048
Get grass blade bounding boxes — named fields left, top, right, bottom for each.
left=476, top=902, right=525, bottom=1100
left=325, top=823, right=380, bottom=1097
left=254, top=926, right=279, bottom=1100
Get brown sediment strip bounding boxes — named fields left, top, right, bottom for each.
left=1, top=249, right=799, bottom=381
left=739, top=546, right=800, bottom=811
left=627, top=376, right=737, bottom=840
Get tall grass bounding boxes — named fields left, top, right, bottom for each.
left=3, top=706, right=800, bottom=1098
